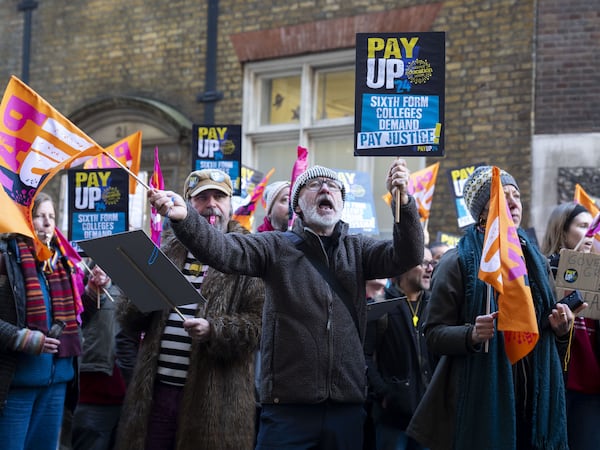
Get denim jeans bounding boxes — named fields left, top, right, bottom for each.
left=71, top=403, right=122, bottom=450
left=0, top=382, right=67, bottom=450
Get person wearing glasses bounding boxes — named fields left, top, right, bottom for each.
left=148, top=162, right=424, bottom=450
left=364, top=247, right=437, bottom=450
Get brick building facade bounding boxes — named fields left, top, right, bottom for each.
left=0, top=0, right=598, bottom=239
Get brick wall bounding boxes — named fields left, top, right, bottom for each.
left=535, top=0, right=600, bottom=134
left=0, top=0, right=540, bottom=236
left=427, top=0, right=535, bottom=235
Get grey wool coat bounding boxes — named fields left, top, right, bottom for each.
left=114, top=221, right=264, bottom=450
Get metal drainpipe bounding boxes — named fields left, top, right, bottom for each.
left=18, top=0, right=39, bottom=84
left=196, top=0, right=223, bottom=123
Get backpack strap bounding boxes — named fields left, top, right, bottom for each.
left=283, top=231, right=361, bottom=339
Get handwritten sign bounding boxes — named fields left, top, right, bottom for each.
left=555, top=249, right=600, bottom=319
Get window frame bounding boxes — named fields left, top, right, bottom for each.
left=241, top=49, right=424, bottom=238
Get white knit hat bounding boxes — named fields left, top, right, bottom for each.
left=291, top=165, right=346, bottom=211
left=263, top=181, right=290, bottom=215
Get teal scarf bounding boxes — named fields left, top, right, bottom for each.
left=454, top=226, right=567, bottom=450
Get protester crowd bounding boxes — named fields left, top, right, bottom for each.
left=2, top=159, right=598, bottom=450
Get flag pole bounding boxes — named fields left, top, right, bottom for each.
left=395, top=189, right=401, bottom=223
left=484, top=283, right=492, bottom=353
left=78, top=259, right=116, bottom=303
left=103, top=151, right=151, bottom=190
left=573, top=235, right=587, bottom=252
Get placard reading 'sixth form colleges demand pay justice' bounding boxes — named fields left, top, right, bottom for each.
left=354, top=32, right=445, bottom=157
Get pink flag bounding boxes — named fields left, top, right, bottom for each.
left=54, top=228, right=85, bottom=317
left=585, top=213, right=600, bottom=237
left=290, top=146, right=309, bottom=189
left=288, top=146, right=308, bottom=228
left=149, top=147, right=164, bottom=246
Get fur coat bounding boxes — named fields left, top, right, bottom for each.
left=115, top=221, right=264, bottom=450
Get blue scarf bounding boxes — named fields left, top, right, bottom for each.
left=454, top=226, right=567, bottom=450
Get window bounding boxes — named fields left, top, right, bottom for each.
left=242, top=50, right=422, bottom=237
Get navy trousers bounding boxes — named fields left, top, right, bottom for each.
left=255, top=401, right=365, bottom=450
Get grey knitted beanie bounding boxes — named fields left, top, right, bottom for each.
left=291, top=165, right=346, bottom=211
left=463, top=165, right=519, bottom=221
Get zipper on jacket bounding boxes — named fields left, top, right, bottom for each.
left=305, top=227, right=337, bottom=400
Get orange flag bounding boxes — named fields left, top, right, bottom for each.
left=408, top=162, right=440, bottom=222
left=233, top=168, right=275, bottom=231
left=574, top=184, right=600, bottom=253
left=478, top=166, right=539, bottom=364
left=0, top=182, right=34, bottom=238
left=382, top=162, right=439, bottom=224
left=83, top=131, right=142, bottom=194
left=574, top=184, right=599, bottom=215
left=0, top=76, right=104, bottom=259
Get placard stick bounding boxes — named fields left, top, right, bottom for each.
left=484, top=283, right=492, bottom=353
left=103, top=151, right=151, bottom=191
left=574, top=234, right=587, bottom=252
left=79, top=258, right=116, bottom=304
left=395, top=189, right=401, bottom=223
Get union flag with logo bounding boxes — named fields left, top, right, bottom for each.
left=478, top=166, right=538, bottom=364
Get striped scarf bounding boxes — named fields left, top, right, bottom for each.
left=17, top=240, right=81, bottom=357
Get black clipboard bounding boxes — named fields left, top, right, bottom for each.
left=367, top=298, right=403, bottom=321
left=78, top=230, right=205, bottom=313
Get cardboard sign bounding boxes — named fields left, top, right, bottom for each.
left=555, top=249, right=600, bottom=319
left=79, top=230, right=205, bottom=313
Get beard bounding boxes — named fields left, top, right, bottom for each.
left=298, top=194, right=342, bottom=230
left=201, top=207, right=230, bottom=232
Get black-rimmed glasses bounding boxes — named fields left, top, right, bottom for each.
left=305, top=179, right=342, bottom=192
